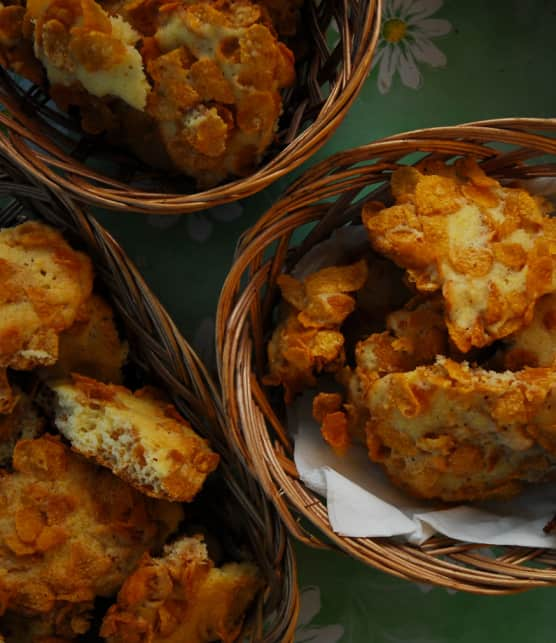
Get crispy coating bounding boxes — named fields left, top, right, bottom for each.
left=364, top=358, right=556, bottom=501
left=40, top=294, right=128, bottom=384
left=27, top=0, right=149, bottom=110
left=101, top=535, right=262, bottom=643
left=0, top=391, right=45, bottom=466
left=1, top=604, right=90, bottom=641
left=265, top=260, right=368, bottom=403
left=489, top=292, right=556, bottom=371
left=0, top=2, right=44, bottom=84
left=364, top=159, right=556, bottom=352
left=136, top=0, right=295, bottom=186
left=0, top=436, right=183, bottom=637
left=50, top=374, right=219, bottom=502
left=0, top=222, right=93, bottom=372
left=315, top=296, right=448, bottom=449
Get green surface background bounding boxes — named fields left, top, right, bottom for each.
left=95, top=1, right=556, bottom=640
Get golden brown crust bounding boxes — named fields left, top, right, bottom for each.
left=0, top=435, right=183, bottom=636
left=0, top=391, right=45, bottom=466
left=0, top=222, right=93, bottom=372
left=101, top=535, right=262, bottom=643
left=364, top=160, right=556, bottom=352
left=365, top=358, right=556, bottom=501
left=39, top=294, right=128, bottom=384
left=51, top=374, right=219, bottom=502
left=264, top=260, right=368, bottom=403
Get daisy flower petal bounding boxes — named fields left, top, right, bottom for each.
left=405, top=0, right=444, bottom=23
left=399, top=49, right=422, bottom=89
left=186, top=213, right=213, bottom=243
left=414, top=17, right=452, bottom=37
left=371, top=44, right=387, bottom=71
left=411, top=36, right=447, bottom=67
left=378, top=46, right=399, bottom=94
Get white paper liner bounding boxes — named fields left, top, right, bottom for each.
left=289, top=177, right=556, bottom=547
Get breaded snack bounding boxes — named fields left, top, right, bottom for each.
left=136, top=0, right=295, bottom=186
left=50, top=374, right=219, bottom=502
left=0, top=222, right=93, bottom=371
left=363, top=159, right=556, bottom=352
left=314, top=296, right=448, bottom=450
left=364, top=357, right=556, bottom=501
left=489, top=292, right=556, bottom=371
left=0, top=1, right=44, bottom=84
left=0, top=391, right=45, bottom=466
left=0, top=436, right=183, bottom=637
left=264, top=259, right=368, bottom=403
left=27, top=0, right=149, bottom=110
left=101, top=535, right=262, bottom=643
left=40, top=294, right=128, bottom=384
left=1, top=604, right=90, bottom=641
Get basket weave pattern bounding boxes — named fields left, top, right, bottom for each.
left=0, top=156, right=299, bottom=641
left=217, top=118, right=556, bottom=594
left=0, top=0, right=380, bottom=214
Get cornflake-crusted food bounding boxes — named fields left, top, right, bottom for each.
left=489, top=292, right=556, bottom=371
left=0, top=222, right=93, bottom=373
left=364, top=357, right=556, bottom=502
left=1, top=604, right=91, bottom=642
left=40, top=294, right=129, bottom=384
left=0, top=391, right=45, bottom=466
left=0, top=0, right=44, bottom=84
left=364, top=159, right=556, bottom=352
left=101, top=535, right=262, bottom=643
left=0, top=435, right=183, bottom=638
left=27, top=0, right=149, bottom=111
left=135, top=0, right=295, bottom=186
left=50, top=374, right=220, bottom=502
left=265, top=259, right=368, bottom=403
left=314, top=296, right=448, bottom=450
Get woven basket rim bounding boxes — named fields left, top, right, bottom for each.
left=0, top=0, right=381, bottom=214
left=0, top=156, right=299, bottom=641
left=216, top=117, right=556, bottom=595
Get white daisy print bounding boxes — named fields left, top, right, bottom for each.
left=295, top=586, right=344, bottom=643
left=373, top=0, right=452, bottom=94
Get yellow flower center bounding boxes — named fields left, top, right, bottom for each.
left=383, top=18, right=407, bottom=43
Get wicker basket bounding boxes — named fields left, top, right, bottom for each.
left=216, top=117, right=556, bottom=595
left=0, top=0, right=380, bottom=215
left=0, top=154, right=299, bottom=641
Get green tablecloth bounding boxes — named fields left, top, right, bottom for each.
left=96, top=1, right=556, bottom=640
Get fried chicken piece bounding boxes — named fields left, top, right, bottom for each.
left=265, top=260, right=368, bottom=403
left=364, top=357, right=556, bottom=501
left=315, top=296, right=448, bottom=449
left=50, top=374, right=219, bottom=502
left=101, top=535, right=262, bottom=643
left=488, top=292, right=556, bottom=371
left=26, top=0, right=149, bottom=110
left=1, top=604, right=90, bottom=641
left=39, top=294, right=128, bottom=384
left=0, top=435, right=183, bottom=637
left=125, top=0, right=295, bottom=187
left=0, top=391, right=44, bottom=466
left=364, top=159, right=556, bottom=352
left=0, top=2, right=44, bottom=84
left=0, top=222, right=93, bottom=375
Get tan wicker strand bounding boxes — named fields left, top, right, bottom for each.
left=0, top=154, right=299, bottom=641
left=216, top=118, right=556, bottom=594
left=0, top=0, right=380, bottom=214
